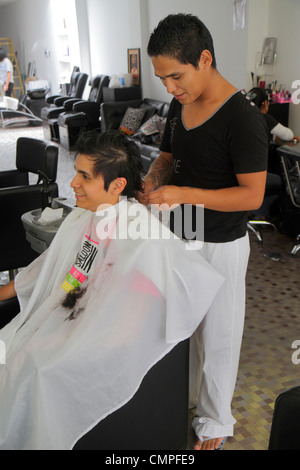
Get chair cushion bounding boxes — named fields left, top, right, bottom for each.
left=139, top=115, right=166, bottom=143
left=119, top=107, right=146, bottom=135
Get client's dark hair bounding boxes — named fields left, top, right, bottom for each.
left=248, top=87, right=268, bottom=109
left=74, top=129, right=143, bottom=198
left=0, top=48, right=7, bottom=62
left=147, top=13, right=216, bottom=69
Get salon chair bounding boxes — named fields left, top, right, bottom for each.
left=41, top=72, right=88, bottom=142
left=0, top=301, right=190, bottom=450
left=247, top=172, right=283, bottom=244
left=73, top=339, right=190, bottom=450
left=44, top=66, right=80, bottom=106
left=269, top=386, right=300, bottom=450
left=57, top=74, right=110, bottom=150
left=276, top=144, right=300, bottom=255
left=0, top=137, right=59, bottom=276
left=0, top=297, right=20, bottom=329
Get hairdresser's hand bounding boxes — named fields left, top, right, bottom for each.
left=146, top=185, right=182, bottom=210
left=137, top=180, right=155, bottom=206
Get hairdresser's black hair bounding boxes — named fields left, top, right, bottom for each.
left=74, top=129, right=143, bottom=198
left=248, top=87, right=268, bottom=109
left=147, top=13, right=216, bottom=69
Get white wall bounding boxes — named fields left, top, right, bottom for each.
left=267, top=0, right=300, bottom=135
left=0, top=0, right=298, bottom=133
left=0, top=0, right=60, bottom=93
left=86, top=0, right=143, bottom=78
left=247, top=0, right=270, bottom=90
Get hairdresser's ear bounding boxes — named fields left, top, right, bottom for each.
left=199, top=50, right=212, bottom=68
left=111, top=177, right=127, bottom=195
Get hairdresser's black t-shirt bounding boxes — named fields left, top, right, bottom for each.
left=160, top=91, right=269, bottom=243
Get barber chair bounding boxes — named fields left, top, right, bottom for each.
left=57, top=74, right=110, bottom=150
left=247, top=172, right=283, bottom=244
left=73, top=339, right=190, bottom=450
left=0, top=137, right=59, bottom=276
left=0, top=297, right=20, bottom=329
left=276, top=144, right=300, bottom=255
left=44, top=66, right=80, bottom=106
left=41, top=72, right=88, bottom=142
left=268, top=386, right=300, bottom=450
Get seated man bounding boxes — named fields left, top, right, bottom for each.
left=0, top=129, right=223, bottom=450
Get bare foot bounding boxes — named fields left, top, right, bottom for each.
left=193, top=436, right=225, bottom=450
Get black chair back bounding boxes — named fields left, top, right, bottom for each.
left=0, top=137, right=58, bottom=188
left=70, top=72, right=89, bottom=99
left=88, top=74, right=110, bottom=104
left=269, top=386, right=300, bottom=450
left=0, top=184, right=59, bottom=272
left=0, top=138, right=59, bottom=272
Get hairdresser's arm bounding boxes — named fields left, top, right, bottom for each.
left=0, top=280, right=16, bottom=302
left=146, top=171, right=267, bottom=212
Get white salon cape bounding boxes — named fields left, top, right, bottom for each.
left=0, top=200, right=223, bottom=450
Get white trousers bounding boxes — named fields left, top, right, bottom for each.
left=190, top=234, right=250, bottom=438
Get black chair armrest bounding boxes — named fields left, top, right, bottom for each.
left=63, top=98, right=84, bottom=111
left=73, top=101, right=99, bottom=113
left=0, top=169, right=29, bottom=188
left=46, top=94, right=61, bottom=104
left=54, top=96, right=71, bottom=107
left=57, top=112, right=87, bottom=125
left=45, top=107, right=65, bottom=119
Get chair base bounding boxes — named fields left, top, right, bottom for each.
left=59, top=123, right=86, bottom=151
left=247, top=220, right=277, bottom=244
left=291, top=235, right=300, bottom=256
left=42, top=118, right=60, bottom=143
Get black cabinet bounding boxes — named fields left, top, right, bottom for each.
left=103, top=86, right=141, bottom=102
left=269, top=102, right=289, bottom=127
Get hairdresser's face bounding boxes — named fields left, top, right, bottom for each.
left=152, top=53, right=211, bottom=105
left=71, top=154, right=119, bottom=212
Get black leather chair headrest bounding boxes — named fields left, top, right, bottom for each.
left=16, top=137, right=58, bottom=182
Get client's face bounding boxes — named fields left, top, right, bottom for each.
left=71, top=154, right=118, bottom=212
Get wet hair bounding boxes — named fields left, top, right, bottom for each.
left=147, top=13, right=216, bottom=69
left=74, top=129, right=143, bottom=198
left=0, top=48, right=7, bottom=62
left=248, top=87, right=268, bottom=109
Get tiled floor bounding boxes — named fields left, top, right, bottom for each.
left=226, top=228, right=300, bottom=450
left=1, top=124, right=300, bottom=451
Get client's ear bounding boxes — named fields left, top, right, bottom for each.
left=110, top=177, right=127, bottom=195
